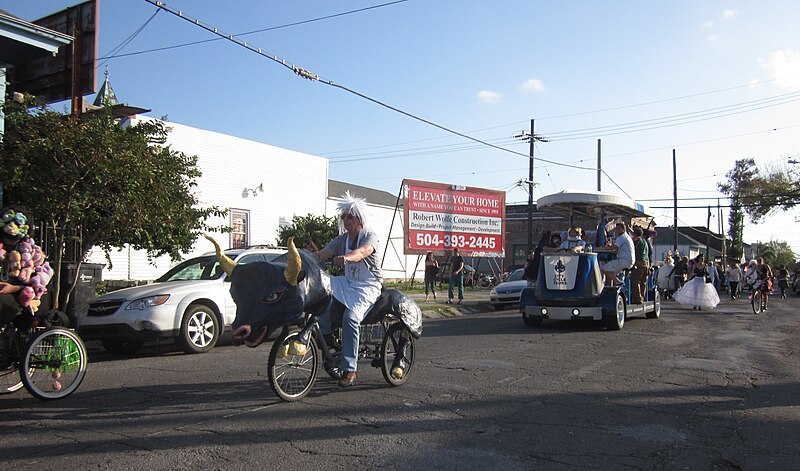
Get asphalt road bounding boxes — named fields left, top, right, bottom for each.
left=2, top=293, right=799, bottom=470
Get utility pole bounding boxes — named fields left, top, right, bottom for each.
left=672, top=150, right=678, bottom=255
left=706, top=206, right=711, bottom=257
left=597, top=139, right=602, bottom=191
left=515, top=120, right=549, bottom=252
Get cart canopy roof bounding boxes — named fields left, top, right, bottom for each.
left=536, top=190, right=652, bottom=220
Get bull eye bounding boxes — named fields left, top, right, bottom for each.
left=261, top=290, right=284, bottom=304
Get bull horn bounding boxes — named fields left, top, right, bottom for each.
left=204, top=234, right=237, bottom=277
left=284, top=237, right=302, bottom=286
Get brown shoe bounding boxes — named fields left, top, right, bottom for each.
left=338, top=371, right=357, bottom=388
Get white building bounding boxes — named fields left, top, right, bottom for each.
left=86, top=117, right=423, bottom=282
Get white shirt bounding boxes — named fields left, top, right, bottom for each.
left=615, top=232, right=635, bottom=267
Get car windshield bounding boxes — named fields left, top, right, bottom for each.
left=156, top=252, right=283, bottom=282
left=505, top=269, right=525, bottom=282
left=156, top=255, right=224, bottom=282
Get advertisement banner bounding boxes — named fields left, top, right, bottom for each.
left=403, top=179, right=505, bottom=257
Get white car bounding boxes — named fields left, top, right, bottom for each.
left=78, top=247, right=284, bottom=355
left=489, top=268, right=528, bottom=311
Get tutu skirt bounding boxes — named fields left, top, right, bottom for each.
left=673, top=277, right=720, bottom=309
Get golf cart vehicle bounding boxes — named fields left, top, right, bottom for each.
left=519, top=190, right=661, bottom=330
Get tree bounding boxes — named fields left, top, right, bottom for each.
left=743, top=162, right=800, bottom=221
left=718, top=158, right=758, bottom=261
left=276, top=213, right=338, bottom=250
left=0, top=97, right=225, bottom=310
left=754, top=240, right=796, bottom=268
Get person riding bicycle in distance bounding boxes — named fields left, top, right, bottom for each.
left=313, top=192, right=383, bottom=388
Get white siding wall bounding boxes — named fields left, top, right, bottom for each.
left=87, top=117, right=328, bottom=281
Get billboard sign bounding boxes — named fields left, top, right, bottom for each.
left=9, top=0, right=98, bottom=104
left=403, top=179, right=505, bottom=257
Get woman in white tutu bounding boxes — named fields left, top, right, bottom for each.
left=673, top=254, right=720, bottom=310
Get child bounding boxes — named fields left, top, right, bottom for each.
left=751, top=266, right=773, bottom=310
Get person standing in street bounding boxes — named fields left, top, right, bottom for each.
left=726, top=261, right=742, bottom=300
left=630, top=226, right=650, bottom=304
left=448, top=247, right=465, bottom=305
left=424, top=251, right=439, bottom=302
left=777, top=265, right=789, bottom=299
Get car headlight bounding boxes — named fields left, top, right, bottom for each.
left=126, top=295, right=170, bottom=310
left=490, top=288, right=496, bottom=296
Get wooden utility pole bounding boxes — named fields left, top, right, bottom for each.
left=517, top=120, right=548, bottom=252
left=597, top=139, right=602, bottom=191
left=672, top=150, right=678, bottom=255
left=706, top=206, right=711, bottom=256
left=527, top=119, right=535, bottom=252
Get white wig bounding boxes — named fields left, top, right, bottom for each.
left=336, top=191, right=370, bottom=233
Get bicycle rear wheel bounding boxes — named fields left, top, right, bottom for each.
left=21, top=327, right=88, bottom=400
left=381, top=323, right=415, bottom=386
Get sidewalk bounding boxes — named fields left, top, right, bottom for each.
left=407, top=289, right=497, bottom=318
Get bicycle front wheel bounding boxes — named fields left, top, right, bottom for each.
left=0, top=366, right=23, bottom=394
left=21, top=328, right=87, bottom=400
left=751, top=292, right=762, bottom=314
left=268, top=330, right=318, bottom=401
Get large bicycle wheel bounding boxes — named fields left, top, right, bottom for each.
left=268, top=330, right=318, bottom=401
left=381, top=323, right=415, bottom=386
left=0, top=365, right=23, bottom=394
left=21, top=328, right=87, bottom=400
left=751, top=292, right=762, bottom=314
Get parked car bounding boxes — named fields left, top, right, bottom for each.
left=78, top=246, right=285, bottom=355
left=489, top=268, right=527, bottom=310
left=437, top=262, right=476, bottom=287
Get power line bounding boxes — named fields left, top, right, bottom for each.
left=535, top=75, right=798, bottom=121
left=98, top=9, right=161, bottom=69
left=102, top=1, right=407, bottom=61
left=545, top=91, right=800, bottom=141
left=144, top=0, right=597, bottom=172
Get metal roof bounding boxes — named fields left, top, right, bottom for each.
left=536, top=190, right=652, bottom=219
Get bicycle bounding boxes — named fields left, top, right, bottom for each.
left=0, top=314, right=88, bottom=400
left=751, top=287, right=768, bottom=314
left=267, top=302, right=415, bottom=402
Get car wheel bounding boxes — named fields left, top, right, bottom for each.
left=177, top=304, right=220, bottom=354
left=101, top=339, right=144, bottom=356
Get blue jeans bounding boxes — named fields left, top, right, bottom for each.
left=318, top=305, right=367, bottom=373
left=449, top=272, right=464, bottom=300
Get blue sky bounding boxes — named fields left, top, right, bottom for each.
left=5, top=1, right=800, bottom=256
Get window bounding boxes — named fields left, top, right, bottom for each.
left=231, top=209, right=249, bottom=249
